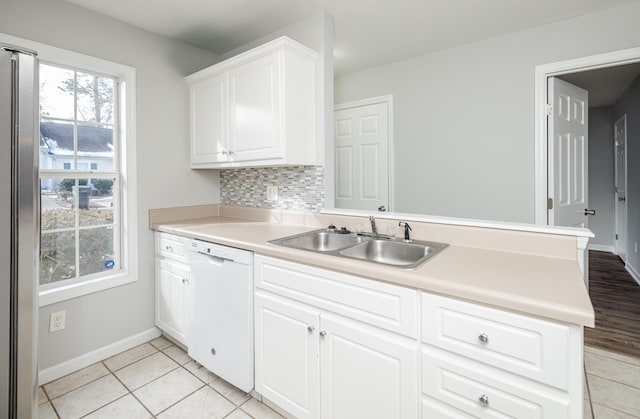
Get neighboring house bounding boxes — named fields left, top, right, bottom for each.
left=39, top=121, right=114, bottom=191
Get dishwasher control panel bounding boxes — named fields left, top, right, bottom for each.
left=189, top=240, right=252, bottom=264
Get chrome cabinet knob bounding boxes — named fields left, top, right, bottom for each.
left=584, top=208, right=596, bottom=216
left=165, top=245, right=172, bottom=251
left=478, top=333, right=489, bottom=343
left=307, top=325, right=315, bottom=333
left=479, top=394, right=489, bottom=406
left=319, top=330, right=327, bottom=337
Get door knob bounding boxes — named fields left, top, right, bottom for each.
left=378, top=206, right=386, bottom=212
left=584, top=209, right=596, bottom=216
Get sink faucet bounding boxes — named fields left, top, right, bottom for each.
left=358, top=216, right=394, bottom=239
left=369, top=216, right=378, bottom=235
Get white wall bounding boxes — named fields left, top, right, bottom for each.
left=334, top=2, right=640, bottom=223
left=588, top=107, right=615, bottom=249
left=614, top=74, right=640, bottom=279
left=0, top=0, right=219, bottom=370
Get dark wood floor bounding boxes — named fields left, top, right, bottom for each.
left=585, top=250, right=640, bottom=358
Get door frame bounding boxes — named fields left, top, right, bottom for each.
left=534, top=46, right=640, bottom=225
left=334, top=95, right=395, bottom=211
left=614, top=114, right=628, bottom=261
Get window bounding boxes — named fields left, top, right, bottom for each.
left=39, top=63, right=121, bottom=289
left=17, top=37, right=140, bottom=306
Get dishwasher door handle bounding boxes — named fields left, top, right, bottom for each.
left=198, top=253, right=231, bottom=265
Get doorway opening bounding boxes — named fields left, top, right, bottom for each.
left=535, top=48, right=640, bottom=359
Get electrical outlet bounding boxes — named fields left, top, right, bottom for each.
left=266, top=185, right=278, bottom=201
left=49, top=310, right=66, bottom=332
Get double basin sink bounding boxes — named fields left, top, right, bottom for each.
left=269, top=229, right=448, bottom=270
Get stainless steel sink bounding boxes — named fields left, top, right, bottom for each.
left=339, top=239, right=447, bottom=269
left=269, top=229, right=368, bottom=252
left=270, top=229, right=448, bottom=269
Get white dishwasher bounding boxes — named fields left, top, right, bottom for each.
left=188, top=239, right=254, bottom=392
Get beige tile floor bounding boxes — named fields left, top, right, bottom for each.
left=38, top=336, right=285, bottom=419
left=38, top=337, right=640, bottom=418
left=584, top=345, right=640, bottom=419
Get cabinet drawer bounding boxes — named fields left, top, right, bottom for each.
left=155, top=232, right=189, bottom=262
left=421, top=346, right=572, bottom=419
left=421, top=293, right=573, bottom=390
left=255, top=255, right=418, bottom=338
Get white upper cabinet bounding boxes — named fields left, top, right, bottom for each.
left=187, top=37, right=318, bottom=168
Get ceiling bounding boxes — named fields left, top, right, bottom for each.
left=559, top=62, right=640, bottom=107
left=64, top=0, right=635, bottom=76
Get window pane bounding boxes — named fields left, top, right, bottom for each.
left=39, top=121, right=75, bottom=167
left=41, top=179, right=75, bottom=230
left=76, top=72, right=114, bottom=125
left=79, top=177, right=115, bottom=227
left=40, top=231, right=76, bottom=285
left=77, top=124, right=114, bottom=167
left=39, top=64, right=75, bottom=120
left=79, top=227, right=115, bottom=277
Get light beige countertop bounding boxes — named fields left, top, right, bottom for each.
left=153, top=214, right=594, bottom=328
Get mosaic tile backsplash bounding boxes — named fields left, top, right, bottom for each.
left=220, top=166, right=324, bottom=211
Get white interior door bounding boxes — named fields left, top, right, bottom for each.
left=614, top=114, right=627, bottom=262
left=334, top=101, right=389, bottom=211
left=548, top=77, right=590, bottom=228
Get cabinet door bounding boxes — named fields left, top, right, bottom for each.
left=320, top=314, right=419, bottom=419
left=228, top=53, right=282, bottom=161
left=255, top=292, right=320, bottom=419
left=190, top=73, right=228, bottom=165
left=155, top=258, right=189, bottom=345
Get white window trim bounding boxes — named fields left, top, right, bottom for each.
left=0, top=32, right=138, bottom=306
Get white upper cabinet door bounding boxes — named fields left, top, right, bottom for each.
left=228, top=53, right=282, bottom=162
left=320, top=314, right=418, bottom=419
left=190, top=73, right=228, bottom=164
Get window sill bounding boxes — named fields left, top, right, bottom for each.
left=39, top=271, right=137, bottom=307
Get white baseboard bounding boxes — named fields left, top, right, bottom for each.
left=39, top=327, right=161, bottom=385
left=588, top=244, right=615, bottom=252
left=626, top=263, right=640, bottom=287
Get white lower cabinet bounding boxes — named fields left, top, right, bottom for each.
left=255, top=291, right=320, bottom=419
left=155, top=258, right=189, bottom=345
left=254, top=255, right=584, bottom=419
left=154, top=232, right=190, bottom=346
left=320, top=314, right=418, bottom=419
left=254, top=287, right=418, bottom=419
left=421, top=346, right=570, bottom=418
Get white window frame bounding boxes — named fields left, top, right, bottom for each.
left=0, top=32, right=138, bottom=306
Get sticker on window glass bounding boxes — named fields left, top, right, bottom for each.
left=104, top=260, right=115, bottom=269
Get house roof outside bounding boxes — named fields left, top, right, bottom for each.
left=40, top=121, right=114, bottom=157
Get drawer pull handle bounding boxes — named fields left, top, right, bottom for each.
left=165, top=245, right=173, bottom=251
left=479, top=394, right=489, bottom=406
left=319, top=330, right=327, bottom=337
left=478, top=333, right=489, bottom=343
left=308, top=325, right=315, bottom=333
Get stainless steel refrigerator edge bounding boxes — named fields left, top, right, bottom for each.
left=1, top=44, right=39, bottom=418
